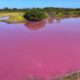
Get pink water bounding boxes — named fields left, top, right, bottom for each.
left=0, top=18, right=80, bottom=80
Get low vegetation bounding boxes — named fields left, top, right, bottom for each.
left=24, top=9, right=47, bottom=21
left=0, top=7, right=80, bottom=23
left=7, top=15, right=25, bottom=23
left=0, top=12, right=25, bottom=23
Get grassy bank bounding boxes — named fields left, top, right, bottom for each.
left=0, top=12, right=25, bottom=23
left=7, top=15, right=25, bottom=23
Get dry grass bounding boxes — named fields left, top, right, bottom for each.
left=57, top=71, right=80, bottom=80
left=0, top=12, right=25, bottom=23
left=0, top=12, right=24, bottom=17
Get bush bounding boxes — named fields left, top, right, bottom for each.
left=55, top=12, right=64, bottom=18
left=23, top=9, right=46, bottom=21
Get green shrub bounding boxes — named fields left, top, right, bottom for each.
left=23, top=9, right=47, bottom=21
left=55, top=12, right=64, bottom=18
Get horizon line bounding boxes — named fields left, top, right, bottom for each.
left=0, top=7, right=80, bottom=9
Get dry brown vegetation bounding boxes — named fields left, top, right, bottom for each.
left=25, top=71, right=80, bottom=80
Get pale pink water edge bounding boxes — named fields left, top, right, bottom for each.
left=0, top=18, right=80, bottom=80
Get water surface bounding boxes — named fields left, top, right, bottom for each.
left=0, top=16, right=9, bottom=20
left=0, top=18, right=80, bottom=80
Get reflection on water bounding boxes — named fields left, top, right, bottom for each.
left=24, top=18, right=61, bottom=30
left=24, top=21, right=46, bottom=30
left=47, top=17, right=61, bottom=24
left=47, top=17, right=55, bottom=24
left=46, top=17, right=52, bottom=24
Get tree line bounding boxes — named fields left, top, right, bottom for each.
left=0, top=7, right=80, bottom=19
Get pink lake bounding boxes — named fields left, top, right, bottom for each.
left=0, top=18, right=80, bottom=80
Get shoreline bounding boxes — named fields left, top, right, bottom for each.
left=0, top=16, right=80, bottom=24
left=57, top=71, right=80, bottom=80
left=24, top=71, right=80, bottom=80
